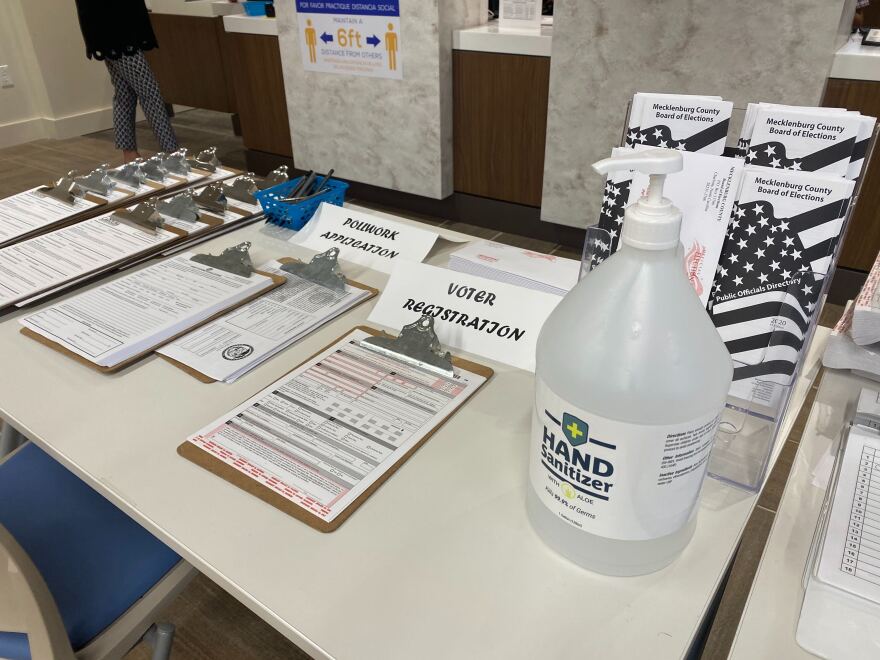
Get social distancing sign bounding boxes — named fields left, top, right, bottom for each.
left=296, top=1, right=403, bottom=80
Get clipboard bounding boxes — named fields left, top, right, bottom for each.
left=20, top=270, right=286, bottom=373
left=162, top=255, right=379, bottom=383
left=0, top=190, right=111, bottom=249
left=177, top=324, right=494, bottom=532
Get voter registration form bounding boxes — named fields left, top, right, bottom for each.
left=20, top=254, right=276, bottom=368
left=159, top=259, right=372, bottom=382
left=0, top=214, right=182, bottom=310
left=0, top=187, right=101, bottom=245
left=186, top=328, right=486, bottom=523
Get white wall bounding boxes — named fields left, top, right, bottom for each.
left=0, top=0, right=117, bottom=148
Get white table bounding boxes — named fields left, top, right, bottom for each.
left=729, top=367, right=873, bottom=659
left=453, top=22, right=553, bottom=57
left=0, top=210, right=824, bottom=660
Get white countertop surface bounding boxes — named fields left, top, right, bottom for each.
left=729, top=367, right=873, bottom=659
left=830, top=32, right=880, bottom=81
left=0, top=209, right=824, bottom=660
left=148, top=0, right=243, bottom=18
left=223, top=13, right=278, bottom=36
left=453, top=21, right=552, bottom=57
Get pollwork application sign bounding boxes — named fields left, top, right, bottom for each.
left=296, top=1, right=403, bottom=80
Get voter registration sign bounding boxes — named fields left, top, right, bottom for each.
left=296, top=1, right=402, bottom=80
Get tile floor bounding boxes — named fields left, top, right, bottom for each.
left=0, top=110, right=846, bottom=659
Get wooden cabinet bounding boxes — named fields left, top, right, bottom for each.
left=219, top=32, right=292, bottom=158
left=452, top=50, right=550, bottom=207
left=822, top=78, right=880, bottom=271
left=146, top=14, right=236, bottom=113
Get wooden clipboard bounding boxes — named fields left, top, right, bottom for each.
left=20, top=269, right=286, bottom=373
left=162, top=256, right=380, bottom=383
left=177, top=325, right=494, bottom=532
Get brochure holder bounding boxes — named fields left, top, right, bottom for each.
left=74, top=165, right=115, bottom=197
left=279, top=247, right=347, bottom=291
left=579, top=112, right=878, bottom=491
left=191, top=241, right=255, bottom=277
left=360, top=313, right=455, bottom=378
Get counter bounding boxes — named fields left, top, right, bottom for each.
left=147, top=0, right=243, bottom=18
left=223, top=13, right=278, bottom=36
left=830, top=32, right=880, bottom=82
left=453, top=22, right=553, bottom=57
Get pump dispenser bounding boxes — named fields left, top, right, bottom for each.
left=527, top=148, right=733, bottom=576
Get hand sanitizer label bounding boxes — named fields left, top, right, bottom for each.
left=529, top=378, right=721, bottom=541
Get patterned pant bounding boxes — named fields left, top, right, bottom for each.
left=105, top=51, right=178, bottom=152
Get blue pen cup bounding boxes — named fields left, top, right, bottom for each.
left=255, top=176, right=348, bottom=231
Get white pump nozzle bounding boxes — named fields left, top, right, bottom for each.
left=592, top=148, right=684, bottom=250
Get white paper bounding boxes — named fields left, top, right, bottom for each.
left=158, top=259, right=371, bottom=382
left=499, top=0, right=542, bottom=30
left=368, top=260, right=560, bottom=371
left=21, top=253, right=275, bottom=367
left=817, top=429, right=880, bottom=603
left=293, top=203, right=439, bottom=274
left=626, top=93, right=731, bottom=155
left=448, top=239, right=579, bottom=295
left=0, top=214, right=180, bottom=308
left=0, top=187, right=100, bottom=244
left=626, top=149, right=744, bottom=305
left=186, top=328, right=486, bottom=523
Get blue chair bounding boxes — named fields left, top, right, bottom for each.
left=0, top=442, right=196, bottom=660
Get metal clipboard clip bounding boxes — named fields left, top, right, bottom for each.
left=156, top=191, right=200, bottom=223
left=360, top=314, right=455, bottom=378
left=190, top=241, right=255, bottom=277
left=223, top=175, right=258, bottom=204
left=112, top=200, right=164, bottom=232
left=162, top=149, right=190, bottom=176
left=142, top=155, right=168, bottom=182
left=257, top=165, right=289, bottom=190
left=39, top=171, right=85, bottom=204
left=193, top=183, right=228, bottom=213
left=280, top=247, right=347, bottom=292
left=187, top=147, right=220, bottom=172
left=74, top=164, right=115, bottom=197
left=109, top=161, right=146, bottom=188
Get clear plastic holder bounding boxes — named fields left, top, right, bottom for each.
left=579, top=112, right=879, bottom=492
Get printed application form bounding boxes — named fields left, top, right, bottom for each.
left=0, top=214, right=180, bottom=309
left=20, top=254, right=277, bottom=368
left=185, top=328, right=486, bottom=524
left=817, top=429, right=880, bottom=601
left=158, top=259, right=373, bottom=382
left=0, top=187, right=100, bottom=244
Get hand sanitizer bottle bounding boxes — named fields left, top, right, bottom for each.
left=527, top=148, right=733, bottom=576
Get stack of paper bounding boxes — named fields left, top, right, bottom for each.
left=708, top=166, right=855, bottom=412
left=158, top=258, right=374, bottom=382
left=851, top=250, right=880, bottom=346
left=625, top=92, right=733, bottom=156
left=446, top=240, right=579, bottom=296
left=796, top=425, right=880, bottom=658
left=596, top=147, right=744, bottom=305
left=738, top=103, right=876, bottom=180
left=823, top=302, right=880, bottom=381
left=20, top=253, right=279, bottom=370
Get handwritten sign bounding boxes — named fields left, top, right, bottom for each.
left=368, top=260, right=561, bottom=371
left=293, top=203, right=438, bottom=273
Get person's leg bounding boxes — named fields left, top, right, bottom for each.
left=117, top=51, right=179, bottom=153
left=104, top=58, right=140, bottom=162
